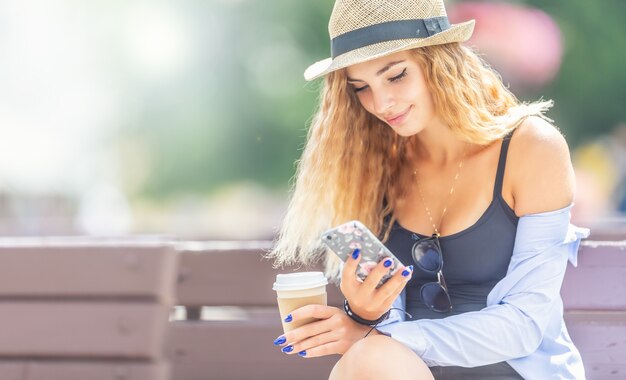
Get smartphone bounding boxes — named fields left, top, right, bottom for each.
left=321, top=220, right=405, bottom=288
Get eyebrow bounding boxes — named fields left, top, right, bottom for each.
left=347, top=60, right=406, bottom=82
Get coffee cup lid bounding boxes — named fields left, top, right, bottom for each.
left=273, top=271, right=328, bottom=291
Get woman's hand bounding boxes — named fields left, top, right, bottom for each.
left=341, top=249, right=413, bottom=320
left=272, top=304, right=378, bottom=358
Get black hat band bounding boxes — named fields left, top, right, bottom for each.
left=331, top=16, right=451, bottom=59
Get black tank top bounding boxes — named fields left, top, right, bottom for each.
left=384, top=130, right=523, bottom=378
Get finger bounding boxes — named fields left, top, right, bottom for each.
left=360, top=256, right=395, bottom=294
left=275, top=317, right=332, bottom=348
left=286, top=304, right=340, bottom=326
left=374, top=264, right=413, bottom=305
left=284, top=330, right=338, bottom=357
left=340, top=249, right=362, bottom=296
left=293, top=339, right=345, bottom=359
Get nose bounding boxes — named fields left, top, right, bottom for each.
left=372, top=87, right=395, bottom=116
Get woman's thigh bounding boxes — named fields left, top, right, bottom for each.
left=328, top=335, right=434, bottom=380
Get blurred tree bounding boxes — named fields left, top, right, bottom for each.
left=126, top=0, right=335, bottom=199
left=520, top=0, right=626, bottom=146
left=124, top=0, right=625, bottom=200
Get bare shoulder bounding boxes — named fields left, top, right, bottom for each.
left=508, top=116, right=575, bottom=217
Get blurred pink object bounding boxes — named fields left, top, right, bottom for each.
left=449, top=2, right=563, bottom=87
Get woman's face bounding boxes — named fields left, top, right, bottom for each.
left=345, top=50, right=437, bottom=136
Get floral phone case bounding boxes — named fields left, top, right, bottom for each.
left=321, top=220, right=405, bottom=288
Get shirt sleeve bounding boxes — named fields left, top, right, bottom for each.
left=375, top=204, right=590, bottom=367
left=373, top=287, right=407, bottom=336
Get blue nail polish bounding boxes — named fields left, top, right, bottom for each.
left=384, top=258, right=393, bottom=268
left=298, top=350, right=307, bottom=357
left=352, top=249, right=360, bottom=259
left=273, top=336, right=286, bottom=345
left=282, top=345, right=294, bottom=353
left=284, top=314, right=292, bottom=323
left=402, top=268, right=412, bottom=277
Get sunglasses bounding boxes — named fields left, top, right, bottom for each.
left=411, top=234, right=452, bottom=313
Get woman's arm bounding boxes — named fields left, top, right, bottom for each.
left=509, top=116, right=575, bottom=216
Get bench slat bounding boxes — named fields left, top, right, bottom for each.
left=0, top=302, right=170, bottom=359
left=582, top=364, right=626, bottom=379
left=565, top=311, right=626, bottom=367
left=0, top=244, right=178, bottom=304
left=166, top=309, right=625, bottom=380
left=177, top=243, right=623, bottom=310
left=0, top=361, right=170, bottom=380
left=561, top=244, right=626, bottom=310
left=176, top=248, right=344, bottom=307
left=166, top=308, right=338, bottom=380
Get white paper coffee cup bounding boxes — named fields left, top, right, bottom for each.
left=273, top=272, right=328, bottom=333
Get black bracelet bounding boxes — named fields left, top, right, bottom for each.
left=343, top=299, right=391, bottom=326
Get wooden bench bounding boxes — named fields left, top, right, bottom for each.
left=169, top=239, right=626, bottom=380
left=0, top=237, right=623, bottom=379
left=0, top=238, right=178, bottom=380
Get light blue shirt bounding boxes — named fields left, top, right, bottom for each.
left=376, top=204, right=589, bottom=379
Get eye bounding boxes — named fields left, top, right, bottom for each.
left=389, top=68, right=407, bottom=83
left=353, top=84, right=368, bottom=93
left=350, top=68, right=406, bottom=93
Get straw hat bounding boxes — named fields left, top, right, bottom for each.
left=304, top=0, right=475, bottom=81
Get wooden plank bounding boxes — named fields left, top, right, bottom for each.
left=166, top=308, right=338, bottom=380
left=0, top=360, right=170, bottom=380
left=0, top=241, right=178, bottom=304
left=0, top=302, right=170, bottom=359
left=166, top=309, right=626, bottom=380
left=587, top=224, right=626, bottom=241
left=176, top=246, right=343, bottom=307
left=0, top=362, right=21, bottom=380
left=584, top=364, right=626, bottom=380
left=562, top=243, right=626, bottom=310
left=176, top=241, right=624, bottom=309
left=565, top=311, right=626, bottom=378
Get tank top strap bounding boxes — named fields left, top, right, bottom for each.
left=493, top=128, right=516, bottom=199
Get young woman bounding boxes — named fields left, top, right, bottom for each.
left=268, top=0, right=589, bottom=378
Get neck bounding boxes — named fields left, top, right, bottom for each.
left=411, top=117, right=468, bottom=167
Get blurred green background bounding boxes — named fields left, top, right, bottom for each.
left=0, top=0, right=625, bottom=239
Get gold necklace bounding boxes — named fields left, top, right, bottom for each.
left=413, top=146, right=467, bottom=237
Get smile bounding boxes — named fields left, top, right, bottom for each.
left=385, top=106, right=412, bottom=126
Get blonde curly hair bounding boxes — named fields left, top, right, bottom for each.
left=267, top=43, right=552, bottom=283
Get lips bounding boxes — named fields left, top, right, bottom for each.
left=384, top=106, right=412, bottom=126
